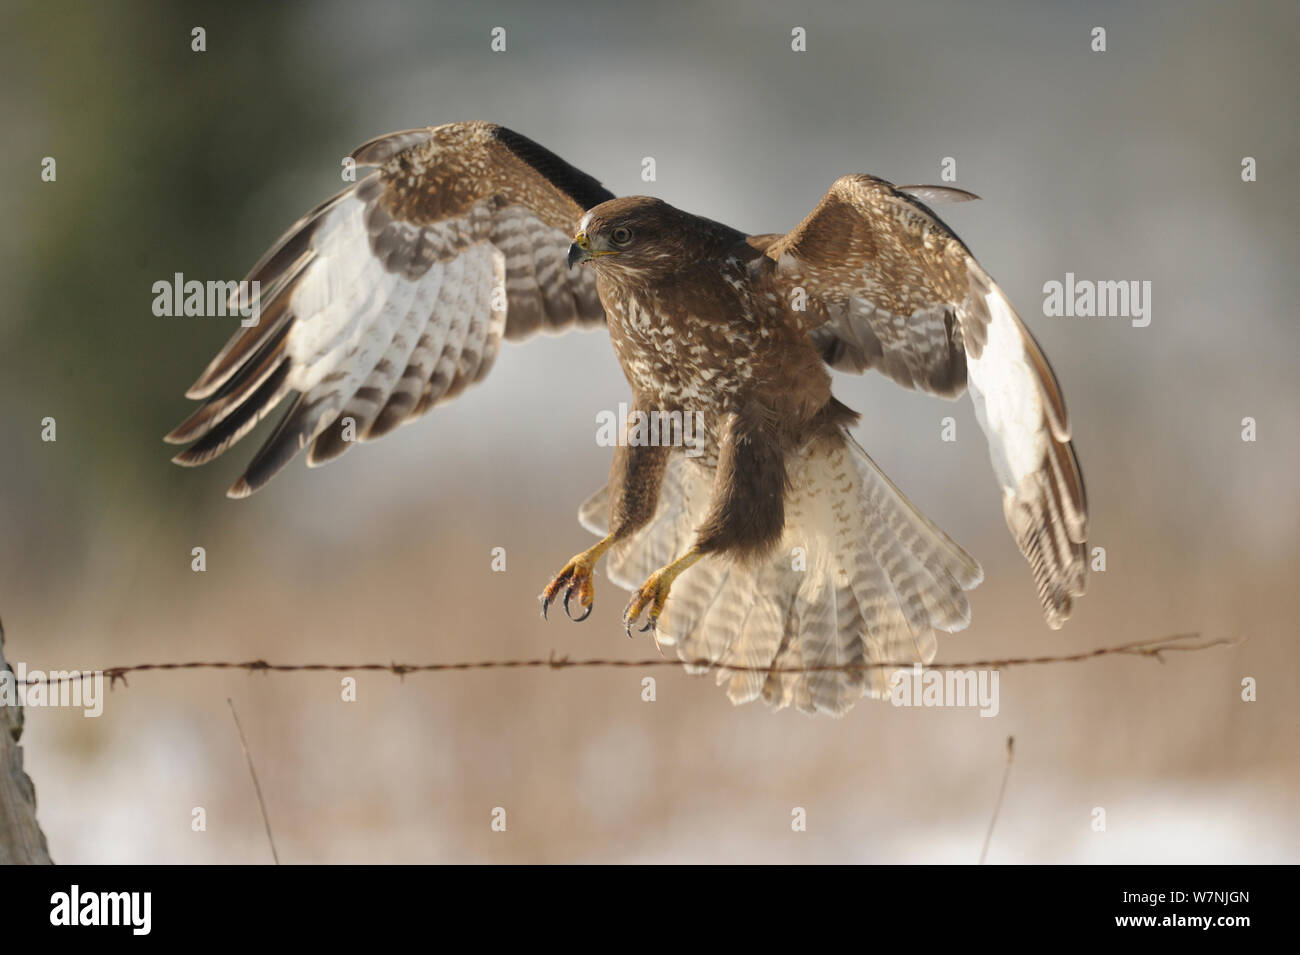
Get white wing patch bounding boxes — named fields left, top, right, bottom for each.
left=965, top=287, right=1086, bottom=626
left=966, top=289, right=1045, bottom=490
left=274, top=194, right=505, bottom=464
left=169, top=123, right=609, bottom=495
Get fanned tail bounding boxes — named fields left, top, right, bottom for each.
left=578, top=428, right=983, bottom=716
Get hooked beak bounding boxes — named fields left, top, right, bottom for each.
left=567, top=237, right=588, bottom=269
left=567, top=231, right=618, bottom=269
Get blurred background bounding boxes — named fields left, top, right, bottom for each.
left=1, top=0, right=1296, bottom=863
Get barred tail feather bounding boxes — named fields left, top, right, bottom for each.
left=577, top=429, right=983, bottom=717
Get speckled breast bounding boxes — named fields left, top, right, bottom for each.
left=603, top=291, right=766, bottom=466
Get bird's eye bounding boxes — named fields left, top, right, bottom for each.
left=611, top=227, right=632, bottom=245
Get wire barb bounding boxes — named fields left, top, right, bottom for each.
left=16, top=632, right=1238, bottom=689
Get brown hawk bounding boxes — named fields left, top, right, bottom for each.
left=168, top=122, right=1087, bottom=716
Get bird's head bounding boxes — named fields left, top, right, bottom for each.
left=568, top=197, right=689, bottom=280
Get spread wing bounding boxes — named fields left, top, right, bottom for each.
left=166, top=122, right=612, bottom=497
left=763, top=174, right=1087, bottom=627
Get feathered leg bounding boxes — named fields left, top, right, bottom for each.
left=541, top=406, right=670, bottom=621
left=623, top=406, right=786, bottom=638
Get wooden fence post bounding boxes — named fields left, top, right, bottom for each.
left=0, top=618, right=53, bottom=864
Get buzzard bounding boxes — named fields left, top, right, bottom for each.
left=168, top=122, right=1087, bottom=716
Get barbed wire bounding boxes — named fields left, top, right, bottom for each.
left=14, top=632, right=1238, bottom=689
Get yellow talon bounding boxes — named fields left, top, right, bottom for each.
left=541, top=535, right=615, bottom=622
left=624, top=550, right=702, bottom=646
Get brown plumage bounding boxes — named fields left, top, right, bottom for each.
left=169, top=122, right=1087, bottom=716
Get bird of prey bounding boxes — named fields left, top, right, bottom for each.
left=168, top=122, right=1087, bottom=716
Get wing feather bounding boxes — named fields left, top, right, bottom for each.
left=765, top=174, right=1087, bottom=627
left=167, top=122, right=613, bottom=495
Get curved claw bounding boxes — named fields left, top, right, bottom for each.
left=563, top=586, right=593, bottom=622
left=541, top=548, right=603, bottom=624
left=622, top=552, right=699, bottom=644
left=623, top=590, right=659, bottom=638
left=622, top=605, right=654, bottom=637
left=540, top=583, right=563, bottom=620
left=540, top=578, right=566, bottom=621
